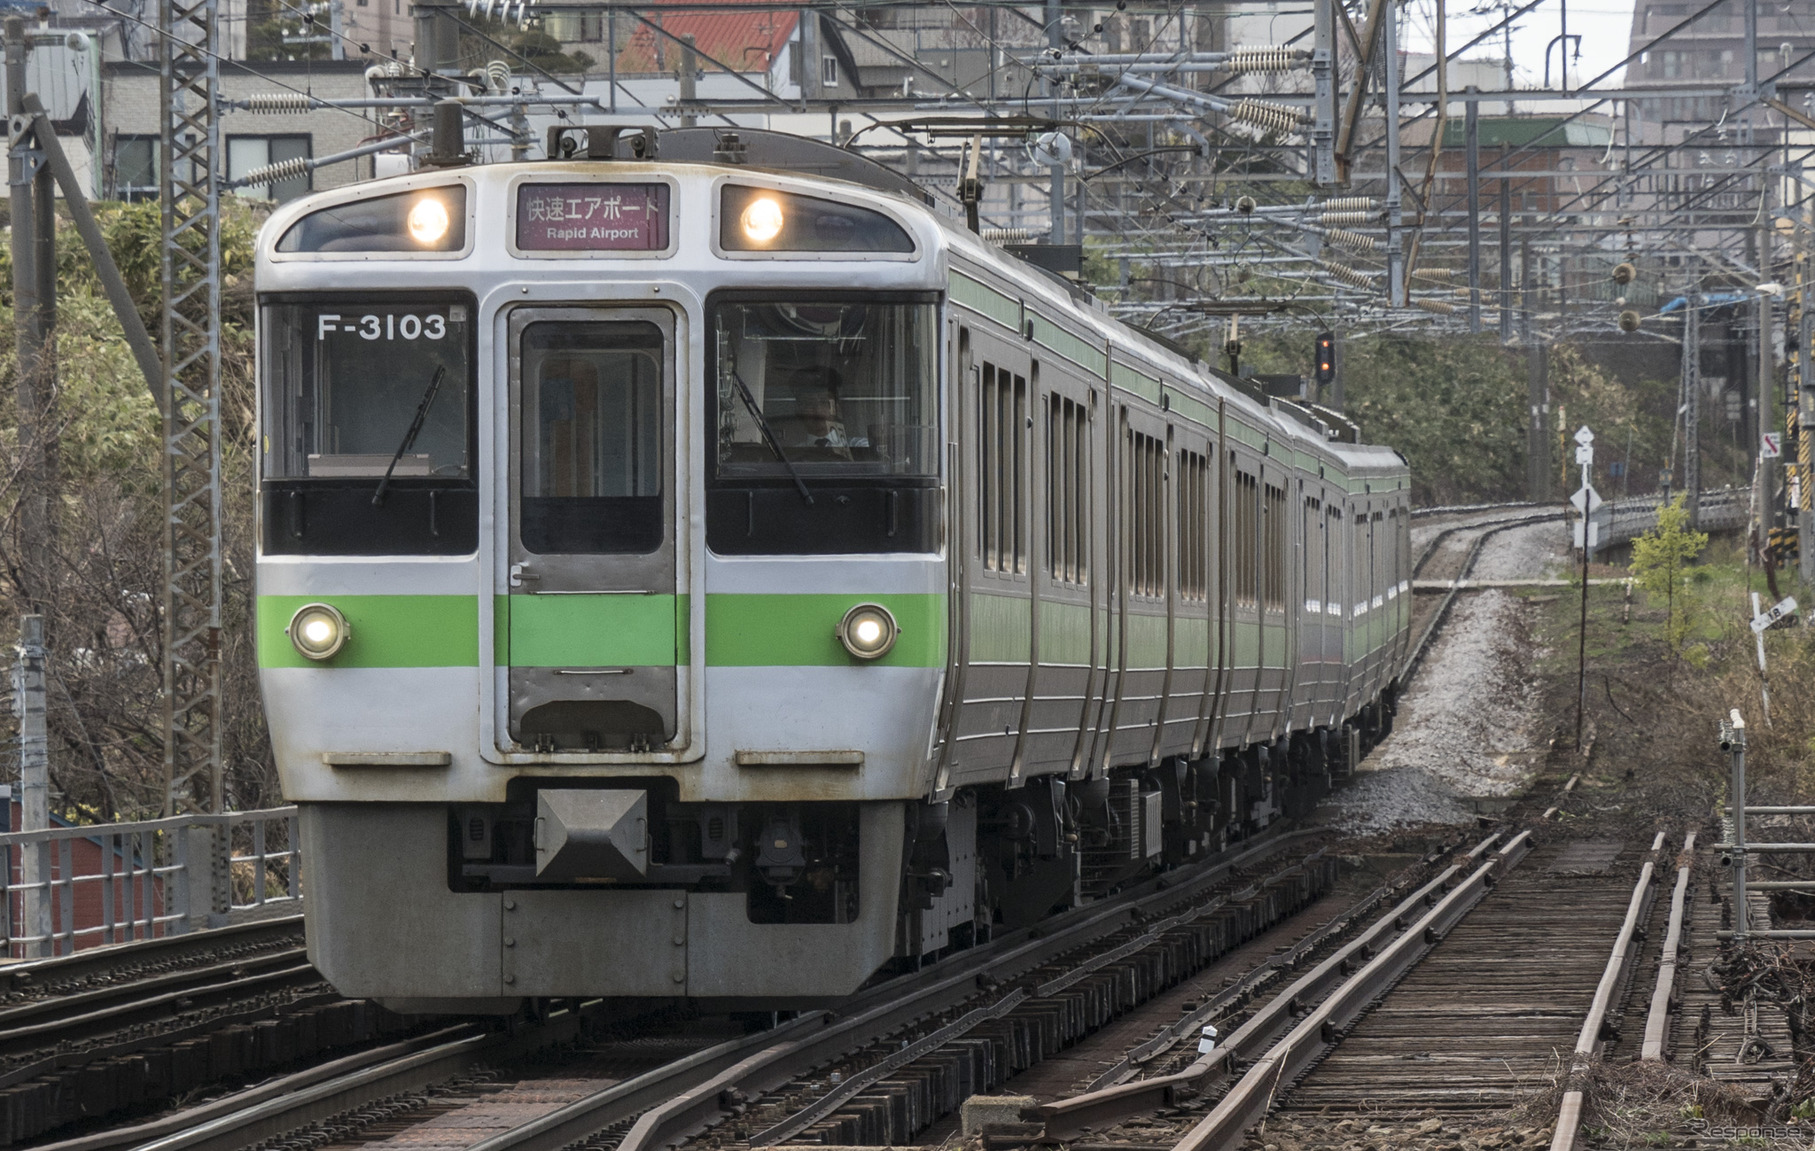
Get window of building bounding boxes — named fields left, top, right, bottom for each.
left=1046, top=394, right=1089, bottom=585
left=110, top=134, right=158, bottom=201
left=1177, top=449, right=1208, bottom=600
left=581, top=12, right=604, bottom=40
left=227, top=134, right=311, bottom=203
left=979, top=361, right=1027, bottom=573
left=822, top=55, right=839, bottom=86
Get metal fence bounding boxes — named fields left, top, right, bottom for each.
left=1588, top=486, right=1748, bottom=556
left=1, top=805, right=300, bottom=958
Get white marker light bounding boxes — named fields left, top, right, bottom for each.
left=740, top=196, right=785, bottom=244
left=837, top=603, right=898, bottom=661
left=407, top=196, right=451, bottom=246
left=287, top=602, right=351, bottom=661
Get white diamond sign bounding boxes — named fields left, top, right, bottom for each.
left=1574, top=425, right=1595, bottom=446
left=1569, top=484, right=1603, bottom=513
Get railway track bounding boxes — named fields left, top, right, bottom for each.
left=992, top=823, right=1692, bottom=1151
left=27, top=507, right=1572, bottom=1151
left=0, top=918, right=451, bottom=1148
left=39, top=830, right=1358, bottom=1151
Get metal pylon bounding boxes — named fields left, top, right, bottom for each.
left=159, top=0, right=224, bottom=816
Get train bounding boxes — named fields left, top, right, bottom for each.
left=254, top=128, right=1411, bottom=1014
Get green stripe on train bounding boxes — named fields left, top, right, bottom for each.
left=258, top=595, right=480, bottom=669
left=704, top=594, right=944, bottom=667
left=258, top=593, right=945, bottom=669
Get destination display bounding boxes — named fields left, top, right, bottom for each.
left=515, top=183, right=670, bottom=252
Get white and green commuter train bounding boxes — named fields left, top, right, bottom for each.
left=255, top=128, right=1410, bottom=1014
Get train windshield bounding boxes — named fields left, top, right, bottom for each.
left=262, top=297, right=473, bottom=481
left=710, top=295, right=937, bottom=479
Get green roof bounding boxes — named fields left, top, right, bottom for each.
left=1439, top=117, right=1613, bottom=148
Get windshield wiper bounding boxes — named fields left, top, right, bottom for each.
left=372, top=364, right=447, bottom=508
left=730, top=368, right=813, bottom=505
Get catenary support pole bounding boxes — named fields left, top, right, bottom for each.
left=1466, top=89, right=1481, bottom=333
left=14, top=615, right=48, bottom=957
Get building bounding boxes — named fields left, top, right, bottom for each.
left=102, top=59, right=383, bottom=203
left=1626, top=0, right=1815, bottom=142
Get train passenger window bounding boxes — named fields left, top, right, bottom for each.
left=1177, top=450, right=1208, bottom=600
left=1263, top=484, right=1287, bottom=611
left=705, top=291, right=938, bottom=555
left=1122, top=431, right=1165, bottom=597
left=1232, top=468, right=1258, bottom=608
left=981, top=362, right=1027, bottom=573
left=1303, top=497, right=1322, bottom=613
left=519, top=320, right=664, bottom=554
left=1046, top=396, right=1090, bottom=585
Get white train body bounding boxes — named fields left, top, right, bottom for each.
left=254, top=131, right=1410, bottom=1013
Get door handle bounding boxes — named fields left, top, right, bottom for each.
left=509, top=563, right=540, bottom=588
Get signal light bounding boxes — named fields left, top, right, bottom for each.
left=1314, top=332, right=1336, bottom=385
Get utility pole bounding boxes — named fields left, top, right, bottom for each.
left=1684, top=290, right=1702, bottom=529
left=1758, top=179, right=1777, bottom=539
left=1045, top=0, right=1065, bottom=244
left=1311, top=0, right=1335, bottom=185
left=160, top=0, right=225, bottom=817
left=1381, top=0, right=1403, bottom=306
left=12, top=616, right=48, bottom=956
left=6, top=17, right=57, bottom=612
left=1498, top=142, right=1512, bottom=342
left=1465, top=89, right=1481, bottom=334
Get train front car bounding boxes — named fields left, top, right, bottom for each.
left=256, top=147, right=948, bottom=1012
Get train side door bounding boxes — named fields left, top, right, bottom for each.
left=500, top=306, right=683, bottom=753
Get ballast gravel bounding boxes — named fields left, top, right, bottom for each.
left=1332, top=519, right=1568, bottom=835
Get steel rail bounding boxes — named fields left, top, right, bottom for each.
left=0, top=950, right=312, bottom=1044
left=1167, top=830, right=1535, bottom=1151
left=1030, top=831, right=1519, bottom=1140
left=744, top=858, right=1323, bottom=1148
left=100, top=830, right=1319, bottom=1151
left=32, top=1025, right=486, bottom=1151
left=1076, top=833, right=1492, bottom=1095
left=2, top=913, right=303, bottom=993
left=1402, top=508, right=1562, bottom=687
left=478, top=833, right=1326, bottom=1151
left=1642, top=832, right=1697, bottom=1061
left=1550, top=832, right=1670, bottom=1151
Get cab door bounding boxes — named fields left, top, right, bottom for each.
left=502, top=307, right=682, bottom=753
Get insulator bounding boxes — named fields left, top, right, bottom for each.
left=244, top=93, right=314, bottom=113
left=1325, top=227, right=1378, bottom=251
left=1413, top=299, right=1456, bottom=315
left=239, top=156, right=312, bottom=186
left=1453, top=286, right=1475, bottom=298
left=486, top=60, right=511, bottom=93
left=1225, top=46, right=1305, bottom=73
left=1412, top=268, right=1454, bottom=282
left=1618, top=309, right=1642, bottom=333
left=1613, top=261, right=1637, bottom=285
left=1320, top=210, right=1373, bottom=226
left=982, top=227, right=1041, bottom=244
left=1322, top=196, right=1375, bottom=212
left=1229, top=98, right=1309, bottom=133
left=1317, top=259, right=1377, bottom=289
left=1235, top=195, right=1257, bottom=214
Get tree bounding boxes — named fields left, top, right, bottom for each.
left=1630, top=492, right=1709, bottom=665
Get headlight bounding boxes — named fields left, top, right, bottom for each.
left=837, top=603, right=898, bottom=661
left=740, top=196, right=784, bottom=244
left=287, top=602, right=350, bottom=661
left=407, top=196, right=451, bottom=245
